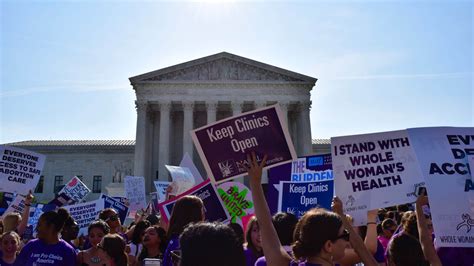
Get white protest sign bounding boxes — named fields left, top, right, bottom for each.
left=124, top=176, right=147, bottom=212
left=165, top=165, right=195, bottom=196
left=153, top=181, right=171, bottom=203
left=58, top=176, right=91, bottom=203
left=1, top=194, right=26, bottom=218
left=179, top=153, right=204, bottom=183
left=63, top=198, right=104, bottom=236
left=407, top=127, right=474, bottom=247
left=331, top=130, right=425, bottom=225
left=0, top=145, right=46, bottom=195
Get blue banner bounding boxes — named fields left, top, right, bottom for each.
left=278, top=180, right=334, bottom=218
left=101, top=194, right=129, bottom=224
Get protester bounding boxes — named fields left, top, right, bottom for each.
left=137, top=225, right=167, bottom=264
left=179, top=222, right=246, bottom=266
left=62, top=215, right=80, bottom=252
left=2, top=213, right=21, bottom=234
left=99, top=234, right=128, bottom=266
left=244, top=216, right=263, bottom=266
left=0, top=231, right=20, bottom=266
left=77, top=220, right=111, bottom=266
left=386, top=195, right=441, bottom=266
left=98, top=208, right=133, bottom=240
left=128, top=220, right=151, bottom=266
left=255, top=212, right=298, bottom=266
left=247, top=152, right=377, bottom=266
left=378, top=218, right=397, bottom=252
left=336, top=210, right=385, bottom=266
left=15, top=208, right=77, bottom=265
left=162, top=195, right=205, bottom=266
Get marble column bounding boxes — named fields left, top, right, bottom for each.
left=279, top=101, right=289, bottom=128
left=158, top=102, right=171, bottom=181
left=182, top=101, right=194, bottom=157
left=232, top=101, right=244, bottom=115
left=302, top=101, right=313, bottom=155
left=206, top=101, right=218, bottom=123
left=134, top=101, right=148, bottom=178
left=297, top=101, right=312, bottom=156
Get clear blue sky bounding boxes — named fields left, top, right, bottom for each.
left=1, top=0, right=472, bottom=143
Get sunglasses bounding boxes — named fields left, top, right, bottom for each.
left=333, top=229, right=350, bottom=242
left=105, top=214, right=119, bottom=222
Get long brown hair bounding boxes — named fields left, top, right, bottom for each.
left=292, top=208, right=342, bottom=260
left=167, top=195, right=204, bottom=238
left=101, top=234, right=127, bottom=266
left=245, top=216, right=263, bottom=259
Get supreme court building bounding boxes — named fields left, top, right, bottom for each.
left=6, top=52, right=330, bottom=201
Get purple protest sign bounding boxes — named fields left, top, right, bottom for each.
left=267, top=154, right=333, bottom=214
left=158, top=179, right=230, bottom=223
left=192, top=104, right=296, bottom=183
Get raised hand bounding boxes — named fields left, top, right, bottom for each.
left=25, top=190, right=34, bottom=205
left=332, top=196, right=344, bottom=216
left=246, top=152, right=267, bottom=185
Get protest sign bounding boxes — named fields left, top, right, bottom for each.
left=64, top=199, right=104, bottom=236
left=58, top=176, right=91, bottom=203
left=101, top=194, right=129, bottom=223
left=0, top=145, right=46, bottom=195
left=153, top=181, right=171, bottom=203
left=180, top=152, right=204, bottom=183
left=331, top=130, right=425, bottom=225
left=1, top=194, right=26, bottom=218
left=47, top=192, right=71, bottom=208
left=407, top=127, right=474, bottom=247
left=192, top=104, right=296, bottom=183
left=28, top=204, right=44, bottom=227
left=113, top=196, right=129, bottom=206
left=217, top=182, right=254, bottom=224
left=278, top=180, right=334, bottom=218
left=165, top=165, right=195, bottom=196
left=124, top=176, right=147, bottom=213
left=158, top=179, right=230, bottom=223
left=268, top=154, right=333, bottom=214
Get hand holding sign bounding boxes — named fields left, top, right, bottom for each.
left=25, top=190, right=34, bottom=205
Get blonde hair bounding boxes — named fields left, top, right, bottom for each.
left=3, top=213, right=21, bottom=233
left=0, top=230, right=21, bottom=246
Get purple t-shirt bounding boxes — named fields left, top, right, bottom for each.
left=15, top=239, right=76, bottom=266
left=0, top=257, right=14, bottom=266
left=244, top=247, right=260, bottom=266
left=436, top=247, right=474, bottom=266
left=162, top=235, right=180, bottom=266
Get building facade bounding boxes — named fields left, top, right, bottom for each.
left=130, top=52, right=317, bottom=191
left=5, top=52, right=331, bottom=200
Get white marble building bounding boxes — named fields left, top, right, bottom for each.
left=130, top=52, right=317, bottom=191
left=6, top=52, right=331, bottom=200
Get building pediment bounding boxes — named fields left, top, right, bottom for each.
left=129, top=52, right=317, bottom=84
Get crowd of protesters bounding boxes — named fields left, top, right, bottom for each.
left=0, top=153, right=472, bottom=266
